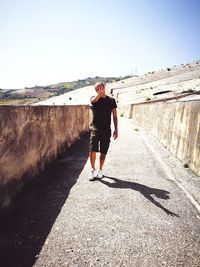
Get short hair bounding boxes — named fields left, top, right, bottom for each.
left=95, top=82, right=105, bottom=90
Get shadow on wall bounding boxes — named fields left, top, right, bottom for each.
left=0, top=133, right=89, bottom=267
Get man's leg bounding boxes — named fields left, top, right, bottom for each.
left=98, top=130, right=111, bottom=178
left=90, top=151, right=96, bottom=170
left=89, top=130, right=99, bottom=177
left=99, top=153, right=106, bottom=170
left=88, top=151, right=98, bottom=180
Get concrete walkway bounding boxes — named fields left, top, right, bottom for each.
left=0, top=117, right=200, bottom=267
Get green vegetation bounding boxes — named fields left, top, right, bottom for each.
left=0, top=75, right=133, bottom=105
left=48, top=76, right=132, bottom=95
left=0, top=99, right=18, bottom=104
left=0, top=98, right=37, bottom=105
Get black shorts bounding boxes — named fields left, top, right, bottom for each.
left=89, top=129, right=111, bottom=155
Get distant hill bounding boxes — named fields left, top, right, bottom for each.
left=1, top=60, right=200, bottom=106
left=33, top=60, right=200, bottom=106
left=0, top=75, right=132, bottom=104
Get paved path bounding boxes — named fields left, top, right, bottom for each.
left=0, top=118, right=200, bottom=267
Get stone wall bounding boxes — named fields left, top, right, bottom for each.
left=121, top=102, right=200, bottom=176
left=0, top=105, right=89, bottom=208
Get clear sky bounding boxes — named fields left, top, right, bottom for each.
left=0, top=0, right=200, bottom=89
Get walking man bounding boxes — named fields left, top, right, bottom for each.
left=89, top=82, right=118, bottom=180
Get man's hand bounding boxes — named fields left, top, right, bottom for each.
left=96, top=87, right=104, bottom=97
left=91, top=92, right=102, bottom=104
left=113, top=130, right=118, bottom=140
left=91, top=85, right=105, bottom=104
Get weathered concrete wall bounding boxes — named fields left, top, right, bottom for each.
left=121, top=102, right=200, bottom=176
left=0, top=105, right=89, bottom=208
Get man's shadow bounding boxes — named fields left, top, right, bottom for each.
left=99, top=176, right=179, bottom=217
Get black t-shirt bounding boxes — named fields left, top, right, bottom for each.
left=91, top=96, right=117, bottom=131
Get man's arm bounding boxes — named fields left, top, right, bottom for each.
left=112, top=108, right=118, bottom=140
left=91, top=86, right=105, bottom=104
left=91, top=94, right=101, bottom=104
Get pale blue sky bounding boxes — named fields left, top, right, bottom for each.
left=0, top=0, right=200, bottom=89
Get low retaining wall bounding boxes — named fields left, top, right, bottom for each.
left=0, top=105, right=89, bottom=208
left=121, top=102, right=200, bottom=176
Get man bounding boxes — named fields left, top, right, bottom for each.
left=89, top=82, right=118, bottom=180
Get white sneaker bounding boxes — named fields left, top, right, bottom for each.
left=97, top=170, right=103, bottom=179
left=88, top=169, right=97, bottom=181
